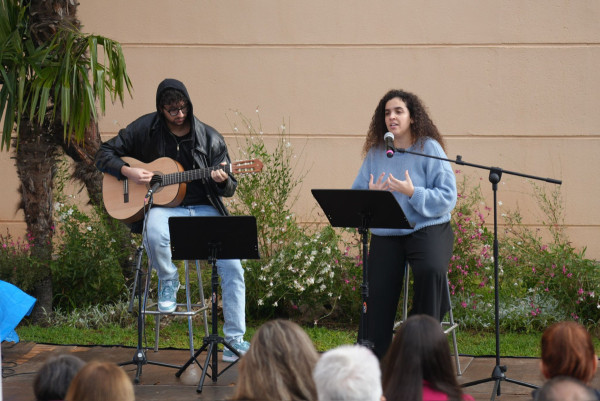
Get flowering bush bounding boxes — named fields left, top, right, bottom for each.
left=226, top=110, right=362, bottom=323
left=448, top=174, right=494, bottom=302
left=0, top=231, right=44, bottom=292
left=50, top=199, right=133, bottom=310
left=499, top=184, right=600, bottom=328
left=450, top=174, right=600, bottom=331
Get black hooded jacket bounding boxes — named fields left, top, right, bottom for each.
left=95, top=78, right=236, bottom=216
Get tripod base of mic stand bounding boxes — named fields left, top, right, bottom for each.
left=175, top=334, right=240, bottom=393
left=462, top=365, right=538, bottom=400
left=120, top=348, right=184, bottom=384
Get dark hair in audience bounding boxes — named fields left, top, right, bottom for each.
left=65, top=361, right=134, bottom=401
left=541, top=321, right=597, bottom=384
left=382, top=314, right=463, bottom=401
left=33, top=354, right=86, bottom=401
left=231, top=319, right=319, bottom=401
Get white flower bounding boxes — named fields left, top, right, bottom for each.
left=257, top=299, right=263, bottom=306
left=273, top=301, right=278, bottom=307
left=86, top=226, right=92, bottom=231
left=498, top=201, right=503, bottom=206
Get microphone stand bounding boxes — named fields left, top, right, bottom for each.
left=119, top=191, right=183, bottom=382
left=392, top=146, right=561, bottom=400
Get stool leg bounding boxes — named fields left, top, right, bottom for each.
left=195, top=260, right=210, bottom=337
left=446, top=276, right=462, bottom=375
left=184, top=261, right=195, bottom=358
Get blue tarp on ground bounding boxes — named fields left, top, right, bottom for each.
left=0, top=280, right=36, bottom=343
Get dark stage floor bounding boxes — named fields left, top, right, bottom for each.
left=3, top=341, right=599, bottom=401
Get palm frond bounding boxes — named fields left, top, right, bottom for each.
left=0, top=0, right=132, bottom=150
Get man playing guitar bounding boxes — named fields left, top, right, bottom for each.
left=95, top=78, right=250, bottom=362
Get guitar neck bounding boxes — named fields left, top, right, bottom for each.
left=161, top=164, right=231, bottom=186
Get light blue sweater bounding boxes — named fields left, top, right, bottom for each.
left=352, top=138, right=457, bottom=236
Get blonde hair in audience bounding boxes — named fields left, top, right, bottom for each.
left=65, top=361, right=134, bottom=401
left=232, top=319, right=319, bottom=401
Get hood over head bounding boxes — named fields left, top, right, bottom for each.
left=155, top=78, right=194, bottom=122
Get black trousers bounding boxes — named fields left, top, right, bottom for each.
left=358, top=222, right=454, bottom=359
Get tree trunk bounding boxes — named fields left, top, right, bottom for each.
left=15, top=121, right=60, bottom=321
left=61, top=120, right=104, bottom=207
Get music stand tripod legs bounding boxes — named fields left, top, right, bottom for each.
left=176, top=247, right=240, bottom=393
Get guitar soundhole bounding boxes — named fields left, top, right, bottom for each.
left=148, top=174, right=163, bottom=192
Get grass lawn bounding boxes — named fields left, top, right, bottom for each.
left=15, top=317, right=551, bottom=357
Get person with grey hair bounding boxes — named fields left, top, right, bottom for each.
left=534, top=376, right=598, bottom=401
left=313, top=344, right=385, bottom=401
left=33, top=354, right=85, bottom=401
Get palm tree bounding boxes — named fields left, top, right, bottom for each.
left=0, top=0, right=132, bottom=319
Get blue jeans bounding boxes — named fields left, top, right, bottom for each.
left=144, top=205, right=246, bottom=344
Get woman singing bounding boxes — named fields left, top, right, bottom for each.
left=352, top=89, right=457, bottom=358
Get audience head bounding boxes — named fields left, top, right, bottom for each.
left=541, top=321, right=597, bottom=384
left=534, top=376, right=597, bottom=401
left=65, top=361, right=134, bottom=401
left=382, top=314, right=462, bottom=401
left=33, top=353, right=86, bottom=401
left=232, top=319, right=319, bottom=401
left=313, top=344, right=383, bottom=401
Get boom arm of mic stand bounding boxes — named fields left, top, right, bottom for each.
left=396, top=151, right=562, bottom=187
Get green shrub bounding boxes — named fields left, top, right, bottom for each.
left=450, top=173, right=600, bottom=331
left=0, top=231, right=44, bottom=292
left=226, top=110, right=362, bottom=324
left=50, top=201, right=133, bottom=310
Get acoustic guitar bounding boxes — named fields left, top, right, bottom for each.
left=102, top=156, right=263, bottom=223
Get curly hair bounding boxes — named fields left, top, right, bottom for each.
left=362, top=89, right=445, bottom=157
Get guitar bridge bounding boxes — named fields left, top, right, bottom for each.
left=123, top=179, right=129, bottom=203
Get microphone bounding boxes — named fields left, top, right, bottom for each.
left=145, top=181, right=161, bottom=199
left=384, top=132, right=395, bottom=158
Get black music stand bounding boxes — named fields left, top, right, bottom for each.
left=311, top=189, right=413, bottom=349
left=169, top=216, right=259, bottom=393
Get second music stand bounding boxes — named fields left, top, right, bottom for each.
left=168, top=216, right=259, bottom=393
left=311, top=189, right=412, bottom=349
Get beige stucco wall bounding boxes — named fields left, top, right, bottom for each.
left=1, top=1, right=599, bottom=258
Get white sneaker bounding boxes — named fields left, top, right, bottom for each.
left=158, top=279, right=179, bottom=313
left=223, top=340, right=250, bottom=362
